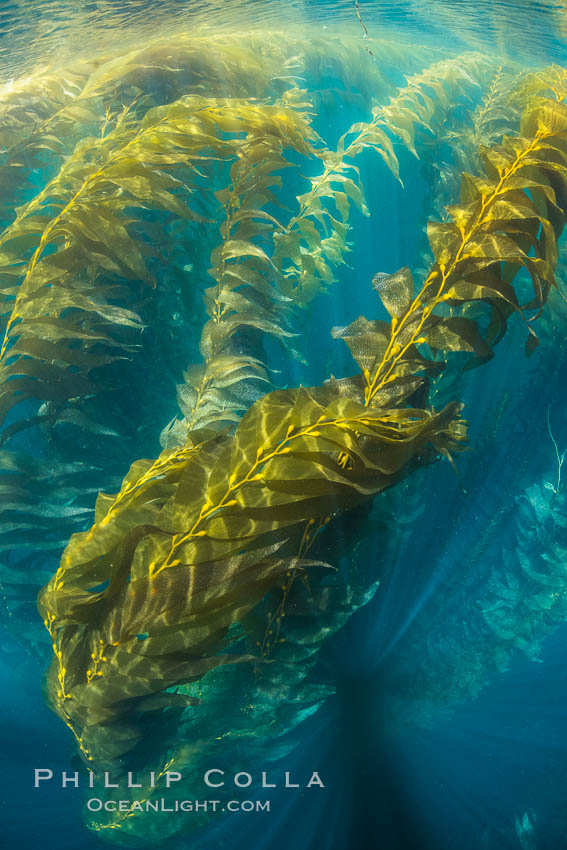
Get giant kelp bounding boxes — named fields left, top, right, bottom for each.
left=353, top=73, right=567, bottom=732
left=0, top=83, right=325, bottom=640
left=163, top=89, right=318, bottom=437
left=425, top=63, right=525, bottom=223
left=2, top=29, right=411, bottom=658
left=0, top=35, right=463, bottom=469
left=0, top=43, right=493, bottom=466
left=165, top=52, right=493, bottom=443
left=0, top=28, right=411, bottom=225
left=0, top=26, right=561, bottom=846
left=38, top=381, right=466, bottom=763
left=32, top=81, right=567, bottom=843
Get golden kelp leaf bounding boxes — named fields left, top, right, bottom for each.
left=443, top=279, right=519, bottom=310
left=521, top=98, right=567, bottom=138
left=427, top=221, right=462, bottom=267
left=423, top=316, right=493, bottom=358
left=372, top=267, right=414, bottom=318
left=331, top=316, right=391, bottom=374
left=216, top=239, right=275, bottom=267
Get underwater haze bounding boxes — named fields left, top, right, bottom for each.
left=2, top=2, right=567, bottom=849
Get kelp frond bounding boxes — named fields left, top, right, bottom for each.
left=0, top=95, right=321, bottom=437
left=350, top=94, right=567, bottom=423
left=424, top=64, right=525, bottom=224
left=38, top=368, right=465, bottom=765
left=170, top=93, right=318, bottom=435
left=341, top=52, right=493, bottom=167
left=271, top=53, right=495, bottom=307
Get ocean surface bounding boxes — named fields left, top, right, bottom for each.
left=1, top=2, right=567, bottom=849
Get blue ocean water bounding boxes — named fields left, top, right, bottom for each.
left=2, top=2, right=567, bottom=849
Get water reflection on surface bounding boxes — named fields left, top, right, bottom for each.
left=0, top=0, right=566, bottom=84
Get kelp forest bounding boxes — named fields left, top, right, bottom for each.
left=2, top=19, right=567, bottom=849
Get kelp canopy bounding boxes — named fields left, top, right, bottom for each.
left=1, top=22, right=567, bottom=846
